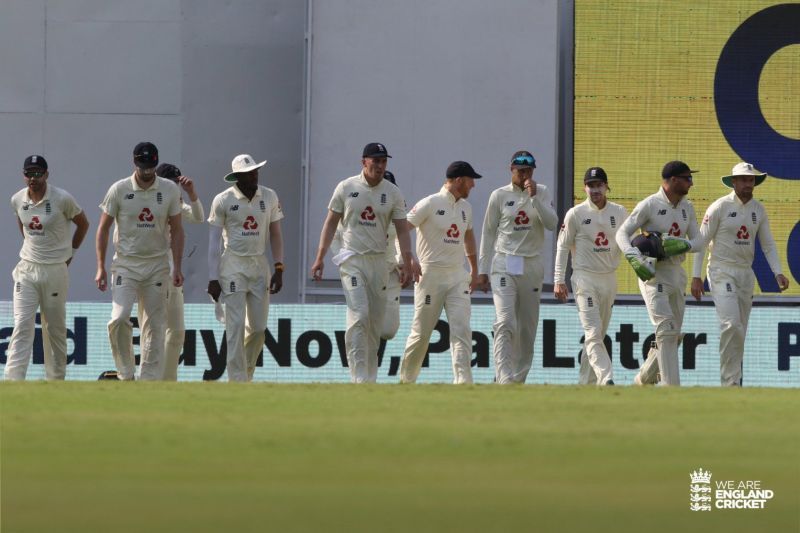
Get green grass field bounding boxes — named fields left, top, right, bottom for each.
left=1, top=383, right=798, bottom=533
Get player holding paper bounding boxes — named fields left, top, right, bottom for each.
left=615, top=161, right=699, bottom=386
left=554, top=167, right=627, bottom=386
left=689, top=162, right=790, bottom=386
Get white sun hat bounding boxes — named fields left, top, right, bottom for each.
left=224, top=154, right=266, bottom=182
left=721, top=162, right=766, bottom=188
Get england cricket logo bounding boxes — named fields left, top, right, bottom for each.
left=689, top=468, right=712, bottom=511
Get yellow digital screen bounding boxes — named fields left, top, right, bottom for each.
left=574, top=0, right=799, bottom=295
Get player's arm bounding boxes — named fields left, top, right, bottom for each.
left=168, top=213, right=184, bottom=287
left=756, top=212, right=789, bottom=291
left=616, top=203, right=655, bottom=281
left=531, top=185, right=558, bottom=231
left=311, top=209, right=343, bottom=281
left=394, top=218, right=420, bottom=285
left=477, top=192, right=500, bottom=291
left=690, top=206, right=717, bottom=300
left=553, top=210, right=577, bottom=302
left=16, top=216, right=23, bottom=237
left=95, top=212, right=114, bottom=291
left=207, top=224, right=223, bottom=301
left=464, top=228, right=479, bottom=293
left=67, top=211, right=90, bottom=266
left=268, top=220, right=284, bottom=294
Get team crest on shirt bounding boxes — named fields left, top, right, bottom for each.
left=260, top=200, right=266, bottom=212
left=156, top=192, right=163, bottom=205
left=751, top=212, right=757, bottom=224
left=681, top=208, right=687, bottom=221
left=45, top=202, right=51, bottom=214
left=380, top=193, right=387, bottom=205
left=461, top=210, right=466, bottom=222
left=610, top=216, right=616, bottom=228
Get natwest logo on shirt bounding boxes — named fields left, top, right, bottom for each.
left=138, top=208, right=154, bottom=222
left=735, top=225, right=751, bottom=245
left=243, top=216, right=258, bottom=230
left=358, top=205, right=377, bottom=227
left=443, top=224, right=461, bottom=243
left=668, top=222, right=681, bottom=236
left=515, top=210, right=529, bottom=225
left=28, top=216, right=43, bottom=231
left=594, top=232, right=609, bottom=246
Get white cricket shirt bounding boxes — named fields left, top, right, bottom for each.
left=208, top=184, right=283, bottom=257
left=407, top=187, right=472, bottom=268
left=12, top=184, right=82, bottom=264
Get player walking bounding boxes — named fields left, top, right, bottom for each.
left=399, top=161, right=481, bottom=384
left=96, top=142, right=184, bottom=380
left=207, top=154, right=284, bottom=382
left=689, top=162, right=789, bottom=385
left=155, top=163, right=205, bottom=381
left=311, top=143, right=418, bottom=384
left=477, top=151, right=557, bottom=384
left=554, top=167, right=627, bottom=385
left=5, top=155, right=90, bottom=380
left=616, top=161, right=699, bottom=386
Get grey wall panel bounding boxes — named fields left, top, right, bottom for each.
left=46, top=0, right=181, bottom=22
left=0, top=113, right=45, bottom=216
left=46, top=21, right=181, bottom=113
left=180, top=0, right=305, bottom=303
left=0, top=1, right=45, bottom=112
left=306, top=0, right=560, bottom=285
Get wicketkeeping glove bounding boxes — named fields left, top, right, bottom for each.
left=624, top=248, right=656, bottom=281
left=662, top=236, right=692, bottom=257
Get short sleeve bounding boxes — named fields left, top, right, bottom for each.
left=99, top=185, right=118, bottom=217
left=207, top=194, right=225, bottom=227
left=269, top=189, right=284, bottom=222
left=406, top=196, right=430, bottom=227
left=61, top=191, right=83, bottom=220
left=328, top=182, right=345, bottom=214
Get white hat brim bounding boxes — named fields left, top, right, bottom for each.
left=224, top=160, right=266, bottom=182
left=721, top=173, right=766, bottom=188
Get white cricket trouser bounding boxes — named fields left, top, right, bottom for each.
left=708, top=264, right=754, bottom=386
left=220, top=253, right=270, bottom=382
left=163, top=284, right=185, bottom=381
left=573, top=270, right=615, bottom=385
left=490, top=254, right=543, bottom=384
left=400, top=265, right=473, bottom=384
left=109, top=260, right=170, bottom=381
left=636, top=264, right=686, bottom=386
left=4, top=260, right=69, bottom=381
left=382, top=266, right=402, bottom=340
left=339, top=254, right=388, bottom=383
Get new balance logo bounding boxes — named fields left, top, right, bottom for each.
left=581, top=218, right=592, bottom=225
left=436, top=210, right=446, bottom=216
left=348, top=192, right=359, bottom=198
left=727, top=212, right=737, bottom=218
left=657, top=209, right=667, bottom=216
left=505, top=201, right=515, bottom=207
left=230, top=205, right=239, bottom=211
left=125, top=193, right=135, bottom=200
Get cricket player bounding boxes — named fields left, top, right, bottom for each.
left=689, top=162, right=789, bottom=386
left=399, top=161, right=482, bottom=384
left=4, top=155, right=90, bottom=380
left=329, top=171, right=405, bottom=341
left=311, top=143, right=418, bottom=383
left=207, top=154, right=284, bottom=382
left=554, top=167, right=627, bottom=386
left=155, top=163, right=205, bottom=381
left=96, top=142, right=185, bottom=381
left=616, top=160, right=699, bottom=386
left=477, top=151, right=558, bottom=384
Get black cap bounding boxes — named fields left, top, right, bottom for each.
left=133, top=142, right=159, bottom=169
left=362, top=142, right=392, bottom=158
left=24, top=155, right=48, bottom=171
left=383, top=170, right=397, bottom=186
left=584, top=167, right=608, bottom=184
left=510, top=150, right=536, bottom=168
left=156, top=163, right=181, bottom=181
left=661, top=160, right=698, bottom=179
left=446, top=161, right=482, bottom=180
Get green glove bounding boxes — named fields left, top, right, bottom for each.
left=624, top=248, right=656, bottom=281
left=662, top=236, right=691, bottom=257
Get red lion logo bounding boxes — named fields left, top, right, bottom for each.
left=138, top=208, right=154, bottom=222
left=515, top=210, right=529, bottom=225
left=594, top=232, right=609, bottom=246
left=668, top=222, right=681, bottom=236
left=360, top=206, right=376, bottom=221
left=28, top=216, right=43, bottom=230
left=446, top=224, right=460, bottom=238
left=243, top=216, right=258, bottom=230
left=737, top=225, right=749, bottom=239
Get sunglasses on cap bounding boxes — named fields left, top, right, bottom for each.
left=512, top=155, right=536, bottom=167
left=674, top=174, right=693, bottom=181
left=24, top=170, right=46, bottom=178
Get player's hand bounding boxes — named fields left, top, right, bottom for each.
left=662, top=236, right=691, bottom=257
left=207, top=280, right=222, bottom=302
left=173, top=270, right=184, bottom=288
left=95, top=267, right=107, bottom=291
left=400, top=258, right=421, bottom=286
left=554, top=282, right=569, bottom=302
left=311, top=258, right=324, bottom=281
left=476, top=274, right=490, bottom=293
left=270, top=270, right=283, bottom=294
left=624, top=248, right=656, bottom=281
left=524, top=177, right=537, bottom=197
left=690, top=277, right=705, bottom=301
left=468, top=273, right=480, bottom=294
left=177, top=176, right=197, bottom=200
left=776, top=274, right=790, bottom=292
